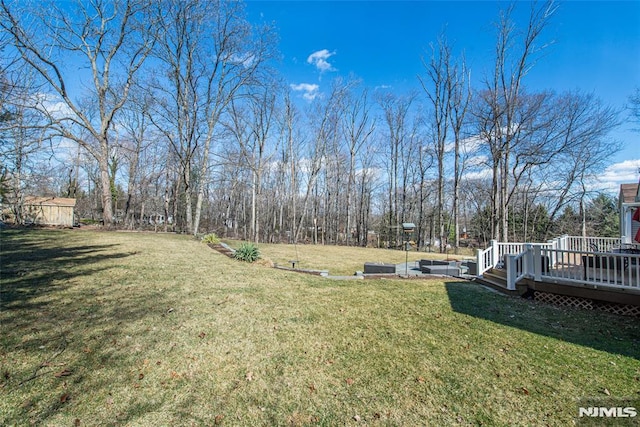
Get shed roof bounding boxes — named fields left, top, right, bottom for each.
left=24, top=196, right=77, bottom=207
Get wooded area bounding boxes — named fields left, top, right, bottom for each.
left=0, top=0, right=636, bottom=248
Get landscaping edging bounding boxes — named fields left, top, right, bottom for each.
left=273, top=264, right=329, bottom=277
left=208, top=242, right=236, bottom=258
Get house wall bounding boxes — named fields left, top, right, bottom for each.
left=620, top=205, right=640, bottom=245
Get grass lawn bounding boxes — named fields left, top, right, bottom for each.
left=1, top=229, right=639, bottom=426
left=226, top=240, right=474, bottom=276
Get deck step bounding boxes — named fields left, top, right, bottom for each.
left=475, top=270, right=524, bottom=296
left=475, top=275, right=506, bottom=289
left=482, top=271, right=507, bottom=286
left=487, top=268, right=507, bottom=279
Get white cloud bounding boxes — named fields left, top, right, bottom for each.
left=307, top=49, right=336, bottom=72
left=230, top=52, right=256, bottom=68
left=290, top=83, right=320, bottom=101
left=459, top=158, right=640, bottom=193
left=442, top=133, right=486, bottom=155
left=466, top=155, right=489, bottom=168
left=35, top=92, right=74, bottom=120
left=603, top=159, right=640, bottom=182
left=458, top=134, right=485, bottom=154
left=462, top=168, right=492, bottom=181
left=355, top=166, right=382, bottom=180
left=459, top=153, right=491, bottom=181
left=589, top=159, right=640, bottom=193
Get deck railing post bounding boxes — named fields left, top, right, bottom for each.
left=533, top=245, right=542, bottom=281
left=506, top=254, right=516, bottom=290
left=524, top=244, right=533, bottom=278
left=546, top=240, right=556, bottom=268
left=490, top=239, right=499, bottom=267
left=560, top=234, right=569, bottom=251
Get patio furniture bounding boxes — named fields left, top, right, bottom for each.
left=364, top=262, right=396, bottom=274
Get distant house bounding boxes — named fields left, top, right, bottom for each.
left=619, top=183, right=640, bottom=245
left=23, top=197, right=76, bottom=227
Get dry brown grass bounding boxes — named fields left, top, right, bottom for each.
left=1, top=229, right=638, bottom=426
left=226, top=240, right=474, bottom=276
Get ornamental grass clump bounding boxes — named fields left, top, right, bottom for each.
left=201, top=233, right=221, bottom=245
left=234, top=242, right=260, bottom=262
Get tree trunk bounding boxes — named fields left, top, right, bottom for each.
left=193, top=127, right=212, bottom=236
left=491, top=156, right=500, bottom=241
left=99, top=153, right=114, bottom=227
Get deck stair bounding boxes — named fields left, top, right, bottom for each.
left=475, top=267, right=527, bottom=296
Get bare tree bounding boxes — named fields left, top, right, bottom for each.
left=225, top=85, right=278, bottom=243
left=410, top=115, right=433, bottom=249
left=475, top=1, right=556, bottom=241
left=0, top=65, right=51, bottom=223
left=377, top=91, right=416, bottom=247
left=148, top=0, right=274, bottom=235
left=191, top=2, right=275, bottom=237
left=1, top=0, right=154, bottom=226
left=282, top=92, right=302, bottom=243
left=147, top=0, right=201, bottom=233
left=342, top=81, right=375, bottom=245
left=629, top=87, right=640, bottom=130
left=536, top=91, right=620, bottom=239
left=294, top=81, right=346, bottom=244
left=420, top=36, right=449, bottom=251
left=116, top=87, right=158, bottom=229
left=448, top=55, right=471, bottom=251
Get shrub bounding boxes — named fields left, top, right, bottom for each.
left=201, top=233, right=221, bottom=245
left=234, top=242, right=260, bottom=263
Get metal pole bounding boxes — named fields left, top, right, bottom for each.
left=405, top=236, right=409, bottom=277
left=401, top=224, right=415, bottom=277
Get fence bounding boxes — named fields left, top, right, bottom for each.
left=476, top=235, right=637, bottom=291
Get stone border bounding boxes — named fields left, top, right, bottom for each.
left=208, top=242, right=236, bottom=258
left=273, top=264, right=329, bottom=277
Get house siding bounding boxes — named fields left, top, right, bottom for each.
left=619, top=183, right=640, bottom=245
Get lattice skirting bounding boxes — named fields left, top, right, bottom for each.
left=533, top=291, right=640, bottom=317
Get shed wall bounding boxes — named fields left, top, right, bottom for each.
left=25, top=204, right=74, bottom=226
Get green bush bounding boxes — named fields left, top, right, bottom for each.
left=234, top=242, right=260, bottom=262
left=201, top=233, right=221, bottom=245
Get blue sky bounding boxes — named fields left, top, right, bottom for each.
left=245, top=0, right=640, bottom=190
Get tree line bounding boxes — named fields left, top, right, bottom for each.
left=0, top=0, right=634, bottom=248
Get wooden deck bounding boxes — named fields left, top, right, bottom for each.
left=476, top=267, right=640, bottom=307
left=475, top=236, right=640, bottom=315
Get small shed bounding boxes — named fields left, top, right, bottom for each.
left=619, top=183, right=640, bottom=245
left=23, top=197, right=76, bottom=227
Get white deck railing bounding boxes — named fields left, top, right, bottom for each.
left=476, top=235, right=636, bottom=291
left=505, top=249, right=529, bottom=290
left=477, top=239, right=556, bottom=276
left=561, top=236, right=622, bottom=253
left=477, top=241, right=498, bottom=275
left=536, top=247, right=640, bottom=290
